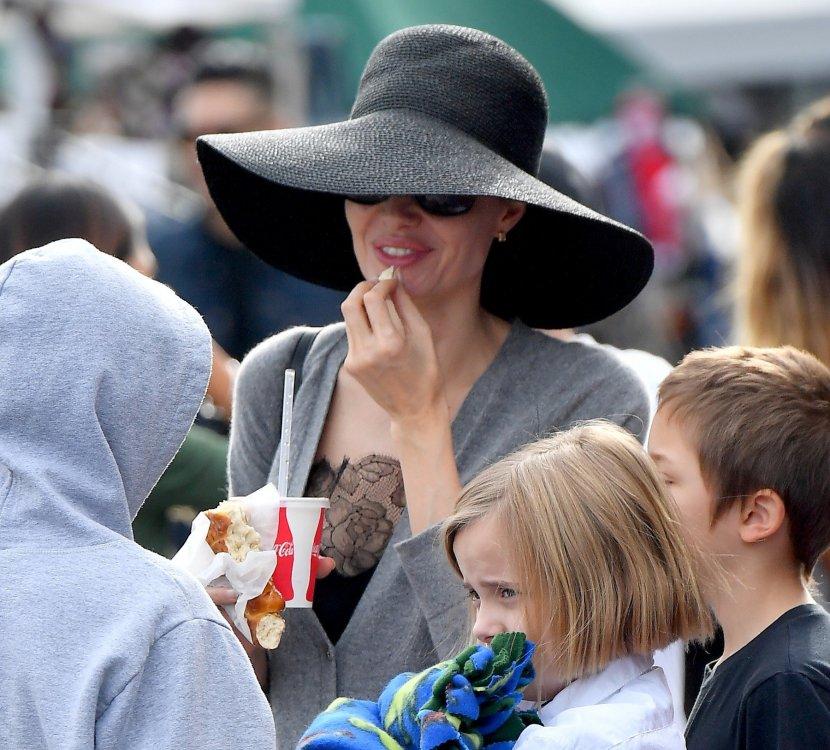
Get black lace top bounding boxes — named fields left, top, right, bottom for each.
left=306, top=454, right=405, bottom=642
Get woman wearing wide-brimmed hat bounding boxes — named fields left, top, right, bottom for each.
left=197, top=24, right=652, bottom=747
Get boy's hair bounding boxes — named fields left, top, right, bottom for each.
left=658, top=345, right=830, bottom=571
left=0, top=175, right=138, bottom=265
left=443, top=421, right=712, bottom=682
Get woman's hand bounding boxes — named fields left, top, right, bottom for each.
left=341, top=279, right=462, bottom=534
left=206, top=557, right=336, bottom=690
left=341, top=279, right=448, bottom=426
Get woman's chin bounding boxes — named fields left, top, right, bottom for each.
left=397, top=268, right=475, bottom=303
left=394, top=269, right=432, bottom=298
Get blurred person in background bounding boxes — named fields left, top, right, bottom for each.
left=599, top=89, right=685, bottom=362
left=149, top=41, right=345, bottom=361
left=735, top=95, right=830, bottom=365
left=0, top=175, right=231, bottom=555
left=538, top=143, right=673, bottom=411
left=69, top=26, right=208, bottom=140
left=602, top=90, right=685, bottom=274
left=600, top=89, right=730, bottom=361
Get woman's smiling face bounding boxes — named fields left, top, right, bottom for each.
left=345, top=196, right=524, bottom=300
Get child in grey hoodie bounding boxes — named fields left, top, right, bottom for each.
left=0, top=240, right=275, bottom=749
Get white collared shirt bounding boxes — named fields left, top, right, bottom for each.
left=514, top=654, right=685, bottom=749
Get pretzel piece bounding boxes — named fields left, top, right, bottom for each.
left=204, top=500, right=286, bottom=648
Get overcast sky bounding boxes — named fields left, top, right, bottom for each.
left=549, top=0, right=830, bottom=30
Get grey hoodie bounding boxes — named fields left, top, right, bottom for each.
left=0, top=241, right=275, bottom=749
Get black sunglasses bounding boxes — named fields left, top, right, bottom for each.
left=344, top=194, right=476, bottom=216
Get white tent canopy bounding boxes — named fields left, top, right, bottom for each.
left=52, top=0, right=297, bottom=31
left=550, top=0, right=830, bottom=85
left=550, top=0, right=830, bottom=31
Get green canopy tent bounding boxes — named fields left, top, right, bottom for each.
left=301, top=0, right=667, bottom=123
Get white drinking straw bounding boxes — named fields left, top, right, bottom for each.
left=277, top=369, right=296, bottom=497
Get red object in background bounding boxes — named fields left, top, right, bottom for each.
left=272, top=506, right=295, bottom=601
left=619, top=89, right=683, bottom=264
left=306, top=512, right=326, bottom=602
left=629, top=142, right=681, bottom=252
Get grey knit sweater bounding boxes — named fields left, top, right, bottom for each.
left=228, top=321, right=649, bottom=749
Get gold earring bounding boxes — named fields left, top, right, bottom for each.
left=496, top=231, right=507, bottom=243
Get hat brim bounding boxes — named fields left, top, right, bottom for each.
left=197, top=109, right=653, bottom=329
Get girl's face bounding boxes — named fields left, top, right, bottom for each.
left=344, top=196, right=524, bottom=300
left=453, top=513, right=565, bottom=702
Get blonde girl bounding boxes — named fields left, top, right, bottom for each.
left=443, top=420, right=712, bottom=749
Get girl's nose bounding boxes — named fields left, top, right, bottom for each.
left=472, top=609, right=497, bottom=645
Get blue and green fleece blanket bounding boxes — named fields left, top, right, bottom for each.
left=297, top=632, right=540, bottom=750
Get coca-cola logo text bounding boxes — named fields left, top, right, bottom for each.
left=276, top=541, right=295, bottom=557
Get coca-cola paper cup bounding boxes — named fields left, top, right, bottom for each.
left=272, top=497, right=330, bottom=608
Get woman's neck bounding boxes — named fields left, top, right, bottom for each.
left=414, top=289, right=510, bottom=405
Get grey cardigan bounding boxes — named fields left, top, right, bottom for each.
left=228, top=321, right=649, bottom=748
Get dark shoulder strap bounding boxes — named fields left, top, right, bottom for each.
left=287, top=329, right=319, bottom=395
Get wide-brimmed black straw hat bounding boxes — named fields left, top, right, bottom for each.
left=197, top=24, right=653, bottom=328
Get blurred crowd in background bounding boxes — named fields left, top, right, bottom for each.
left=0, top=0, right=828, bottom=556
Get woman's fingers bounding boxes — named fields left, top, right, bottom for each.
left=344, top=280, right=407, bottom=371
left=208, top=559, right=331, bottom=603
left=387, top=297, right=405, bottom=336
left=341, top=280, right=375, bottom=346
left=378, top=279, right=406, bottom=335
left=317, top=556, right=336, bottom=578
left=206, top=586, right=238, bottom=606
left=363, top=280, right=404, bottom=344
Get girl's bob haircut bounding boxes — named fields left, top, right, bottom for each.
left=443, top=420, right=713, bottom=682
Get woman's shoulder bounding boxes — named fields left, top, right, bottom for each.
left=506, top=324, right=650, bottom=401
left=510, top=324, right=634, bottom=367
left=237, top=323, right=346, bottom=391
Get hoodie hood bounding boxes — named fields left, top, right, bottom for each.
left=0, top=240, right=211, bottom=549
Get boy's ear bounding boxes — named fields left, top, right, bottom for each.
left=738, top=489, right=786, bottom=544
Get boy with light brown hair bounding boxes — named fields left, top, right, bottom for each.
left=648, top=345, right=830, bottom=749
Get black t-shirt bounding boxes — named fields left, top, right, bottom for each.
left=686, top=604, right=830, bottom=749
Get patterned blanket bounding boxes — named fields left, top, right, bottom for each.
left=297, top=632, right=541, bottom=750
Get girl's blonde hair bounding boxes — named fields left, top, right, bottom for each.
left=443, top=420, right=713, bottom=682
left=735, top=97, right=830, bottom=365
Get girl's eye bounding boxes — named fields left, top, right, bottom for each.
left=498, top=587, right=517, bottom=600
left=465, top=588, right=481, bottom=603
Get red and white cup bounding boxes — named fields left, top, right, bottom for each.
left=271, top=497, right=330, bottom=608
